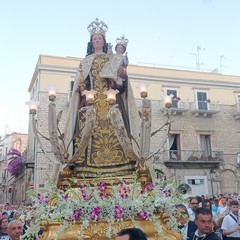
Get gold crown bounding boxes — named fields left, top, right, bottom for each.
left=87, top=18, right=108, bottom=36
left=116, top=35, right=129, bottom=48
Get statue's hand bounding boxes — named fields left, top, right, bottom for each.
left=109, top=79, right=115, bottom=88
left=117, top=66, right=127, bottom=79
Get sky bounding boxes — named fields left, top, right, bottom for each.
left=0, top=0, right=240, bottom=137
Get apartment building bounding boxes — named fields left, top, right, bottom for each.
left=27, top=55, right=240, bottom=197
left=0, top=132, right=28, bottom=204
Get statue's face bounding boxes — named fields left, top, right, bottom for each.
left=92, top=33, right=104, bottom=52
left=116, top=44, right=124, bottom=54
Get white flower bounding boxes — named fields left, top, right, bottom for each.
left=22, top=172, right=186, bottom=239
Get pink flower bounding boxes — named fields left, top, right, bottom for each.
left=162, top=189, right=172, bottom=197
left=100, top=192, right=109, bottom=199
left=80, top=185, right=89, bottom=201
left=119, top=181, right=131, bottom=198
left=137, top=209, right=150, bottom=220
left=141, top=183, right=154, bottom=194
left=59, top=190, right=69, bottom=201
left=114, top=205, right=124, bottom=219
left=71, top=209, right=82, bottom=221
left=37, top=193, right=49, bottom=204
left=99, top=182, right=109, bottom=199
left=99, top=182, right=107, bottom=191
left=90, top=206, right=101, bottom=220
left=174, top=96, right=181, bottom=101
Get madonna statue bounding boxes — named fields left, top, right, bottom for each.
left=63, top=18, right=140, bottom=179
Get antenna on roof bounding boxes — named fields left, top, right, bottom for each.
left=196, top=45, right=205, bottom=70
left=220, top=55, right=225, bottom=74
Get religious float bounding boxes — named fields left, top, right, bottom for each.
left=24, top=18, right=183, bottom=240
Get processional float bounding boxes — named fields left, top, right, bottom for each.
left=25, top=18, right=183, bottom=240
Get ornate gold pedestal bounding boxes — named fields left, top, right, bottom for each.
left=43, top=167, right=182, bottom=240
left=40, top=213, right=182, bottom=240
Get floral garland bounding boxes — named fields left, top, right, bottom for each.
left=22, top=171, right=185, bottom=239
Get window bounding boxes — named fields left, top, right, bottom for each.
left=68, top=80, right=75, bottom=101
left=187, top=179, right=204, bottom=185
left=169, top=134, right=181, bottom=160
left=70, top=80, right=74, bottom=92
left=167, top=89, right=178, bottom=108
left=197, top=92, right=207, bottom=110
left=200, top=135, right=211, bottom=158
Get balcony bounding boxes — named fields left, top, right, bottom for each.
left=22, top=150, right=35, bottom=169
left=190, top=101, right=220, bottom=117
left=162, top=150, right=223, bottom=169
left=171, top=100, right=190, bottom=115
left=158, top=99, right=190, bottom=115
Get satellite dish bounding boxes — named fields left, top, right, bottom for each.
left=237, top=194, right=240, bottom=203
left=177, top=183, right=192, bottom=196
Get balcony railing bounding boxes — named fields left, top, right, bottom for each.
left=159, top=150, right=223, bottom=169
left=190, top=101, right=220, bottom=117
left=22, top=150, right=35, bottom=168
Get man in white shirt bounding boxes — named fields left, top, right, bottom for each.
left=217, top=196, right=228, bottom=217
left=221, top=200, right=240, bottom=239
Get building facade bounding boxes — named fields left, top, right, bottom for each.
left=0, top=132, right=28, bottom=204
left=27, top=55, right=240, bottom=197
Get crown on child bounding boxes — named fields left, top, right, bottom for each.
left=116, top=35, right=129, bottom=48
left=87, top=18, right=108, bottom=36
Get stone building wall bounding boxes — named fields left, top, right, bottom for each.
left=34, top=91, right=69, bottom=192
left=27, top=55, right=240, bottom=197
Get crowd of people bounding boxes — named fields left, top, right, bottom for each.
left=175, top=193, right=240, bottom=240
left=0, top=203, right=27, bottom=240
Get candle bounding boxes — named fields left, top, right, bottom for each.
left=47, top=86, right=57, bottom=101
left=164, top=95, right=173, bottom=108
left=104, top=89, right=119, bottom=105
left=26, top=100, right=40, bottom=114
left=83, top=89, right=97, bottom=105
left=138, top=83, right=149, bottom=98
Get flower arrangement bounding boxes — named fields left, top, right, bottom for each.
left=6, top=148, right=23, bottom=176
left=173, top=96, right=181, bottom=102
left=22, top=171, right=185, bottom=239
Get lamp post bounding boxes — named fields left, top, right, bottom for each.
left=138, top=83, right=149, bottom=99
left=47, top=86, right=57, bottom=101
left=25, top=100, right=40, bottom=115
left=139, top=83, right=151, bottom=161
left=164, top=95, right=173, bottom=109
